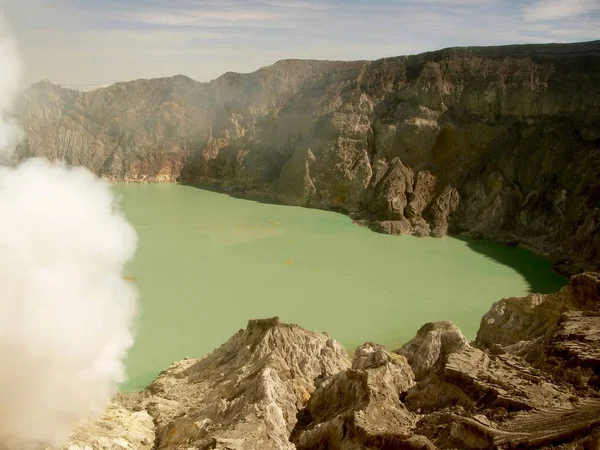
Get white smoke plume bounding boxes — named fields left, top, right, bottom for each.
left=0, top=13, right=138, bottom=450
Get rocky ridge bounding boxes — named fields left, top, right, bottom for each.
left=62, top=272, right=600, bottom=449
left=15, top=41, right=600, bottom=273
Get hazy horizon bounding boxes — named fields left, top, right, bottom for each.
left=3, top=0, right=600, bottom=86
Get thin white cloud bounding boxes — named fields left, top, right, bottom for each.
left=113, top=9, right=285, bottom=26
left=407, top=0, right=498, bottom=4
left=523, top=0, right=600, bottom=21
left=259, top=0, right=334, bottom=9
left=520, top=20, right=600, bottom=40
left=4, top=0, right=600, bottom=85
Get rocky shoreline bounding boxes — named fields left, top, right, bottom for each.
left=63, top=272, right=600, bottom=450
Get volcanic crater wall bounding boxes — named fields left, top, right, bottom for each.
left=16, top=42, right=600, bottom=272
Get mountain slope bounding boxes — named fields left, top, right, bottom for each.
left=15, top=41, right=600, bottom=273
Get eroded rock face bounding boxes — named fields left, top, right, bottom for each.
left=476, top=272, right=600, bottom=390
left=476, top=272, right=600, bottom=349
left=403, top=345, right=573, bottom=415
left=138, top=317, right=349, bottom=450
left=16, top=42, right=600, bottom=271
left=397, top=321, right=469, bottom=381
left=392, top=273, right=600, bottom=448
left=56, top=273, right=600, bottom=450
left=400, top=326, right=600, bottom=448
left=291, top=343, right=427, bottom=450
left=415, top=398, right=600, bottom=450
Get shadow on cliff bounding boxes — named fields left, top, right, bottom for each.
left=455, top=236, right=567, bottom=295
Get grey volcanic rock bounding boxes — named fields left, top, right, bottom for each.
left=291, top=343, right=426, bottom=450
left=396, top=321, right=468, bottom=381
left=395, top=274, right=600, bottom=448
left=59, top=273, right=600, bottom=449
left=476, top=272, right=600, bottom=390
left=136, top=317, right=349, bottom=450
left=16, top=41, right=600, bottom=272
left=548, top=310, right=600, bottom=389
left=404, top=345, right=572, bottom=415
left=415, top=398, right=600, bottom=449
left=475, top=272, right=600, bottom=349
left=402, top=326, right=600, bottom=448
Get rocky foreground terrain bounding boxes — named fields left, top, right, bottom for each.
left=61, top=272, right=600, bottom=450
left=15, top=41, right=600, bottom=274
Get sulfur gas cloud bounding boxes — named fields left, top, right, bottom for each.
left=0, top=13, right=138, bottom=450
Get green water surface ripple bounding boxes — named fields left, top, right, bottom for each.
left=112, top=183, right=565, bottom=391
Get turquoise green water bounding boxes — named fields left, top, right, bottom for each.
left=113, top=184, right=566, bottom=391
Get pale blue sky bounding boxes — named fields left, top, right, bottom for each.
left=2, top=0, right=600, bottom=85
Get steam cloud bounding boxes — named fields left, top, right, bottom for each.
left=0, top=14, right=138, bottom=450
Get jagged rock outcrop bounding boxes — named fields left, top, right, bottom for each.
left=396, top=321, right=469, bottom=381
left=397, top=272, right=600, bottom=448
left=403, top=345, right=574, bottom=415
left=59, top=273, right=600, bottom=450
left=290, top=343, right=428, bottom=449
left=130, top=317, right=349, bottom=450
left=395, top=320, right=593, bottom=448
left=400, top=335, right=600, bottom=447
left=16, top=41, right=600, bottom=272
left=476, top=272, right=600, bottom=391
left=415, top=399, right=600, bottom=449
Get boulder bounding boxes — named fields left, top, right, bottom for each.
left=397, top=321, right=468, bottom=381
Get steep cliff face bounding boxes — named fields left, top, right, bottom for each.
left=16, top=42, right=600, bottom=271
left=16, top=60, right=354, bottom=183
